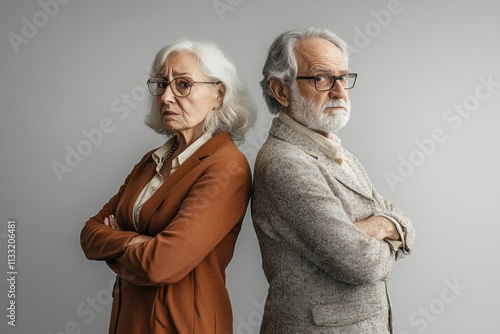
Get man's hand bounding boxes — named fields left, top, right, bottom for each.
left=104, top=215, right=152, bottom=248
left=354, top=216, right=400, bottom=241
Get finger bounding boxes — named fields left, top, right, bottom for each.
left=104, top=217, right=109, bottom=227
left=110, top=215, right=122, bottom=231
left=125, top=237, right=140, bottom=248
left=109, top=215, right=116, bottom=228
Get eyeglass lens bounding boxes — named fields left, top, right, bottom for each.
left=147, top=78, right=192, bottom=97
left=316, top=74, right=356, bottom=90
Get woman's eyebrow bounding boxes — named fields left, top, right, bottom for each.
left=171, top=70, right=191, bottom=77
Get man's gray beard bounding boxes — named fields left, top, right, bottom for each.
left=289, top=86, right=351, bottom=134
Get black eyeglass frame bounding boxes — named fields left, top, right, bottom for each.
left=295, top=73, right=358, bottom=91
left=146, top=77, right=221, bottom=97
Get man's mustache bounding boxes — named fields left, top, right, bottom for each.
left=322, top=99, right=349, bottom=111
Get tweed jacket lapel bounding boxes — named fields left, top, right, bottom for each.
left=135, top=132, right=231, bottom=233
left=269, top=118, right=373, bottom=200
left=320, top=153, right=373, bottom=199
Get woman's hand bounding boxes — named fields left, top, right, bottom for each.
left=104, top=215, right=153, bottom=248
left=104, top=215, right=122, bottom=231
left=125, top=235, right=153, bottom=248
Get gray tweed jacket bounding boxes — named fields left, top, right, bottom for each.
left=251, top=118, right=415, bottom=334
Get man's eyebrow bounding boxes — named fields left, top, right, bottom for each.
left=311, top=67, right=350, bottom=75
left=310, top=66, right=330, bottom=73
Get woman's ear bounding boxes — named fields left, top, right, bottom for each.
left=215, top=83, right=226, bottom=107
left=269, top=79, right=290, bottom=108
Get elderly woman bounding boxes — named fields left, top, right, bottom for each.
left=80, top=40, right=256, bottom=334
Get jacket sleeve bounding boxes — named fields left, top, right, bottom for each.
left=256, top=154, right=396, bottom=286
left=349, top=154, right=416, bottom=257
left=106, top=161, right=251, bottom=287
left=80, top=155, right=149, bottom=261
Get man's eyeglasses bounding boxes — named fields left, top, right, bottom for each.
left=295, top=73, right=358, bottom=91
left=147, top=77, right=221, bottom=97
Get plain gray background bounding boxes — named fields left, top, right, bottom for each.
left=1, top=0, right=499, bottom=333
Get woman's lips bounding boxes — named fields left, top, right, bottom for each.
left=162, top=110, right=178, bottom=117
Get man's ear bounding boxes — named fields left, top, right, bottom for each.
left=269, top=79, right=291, bottom=108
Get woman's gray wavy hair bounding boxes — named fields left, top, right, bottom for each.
left=145, top=40, right=257, bottom=143
left=260, top=26, right=349, bottom=114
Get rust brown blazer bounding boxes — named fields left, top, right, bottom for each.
left=80, top=132, right=252, bottom=334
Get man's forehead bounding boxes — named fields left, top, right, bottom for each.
left=295, top=38, right=347, bottom=73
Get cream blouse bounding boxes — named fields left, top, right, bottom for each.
left=132, top=132, right=212, bottom=230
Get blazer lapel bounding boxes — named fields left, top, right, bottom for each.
left=136, top=133, right=231, bottom=233
left=269, top=118, right=373, bottom=200
left=117, top=156, right=157, bottom=232
left=320, top=154, right=373, bottom=200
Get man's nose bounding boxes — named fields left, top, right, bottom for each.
left=328, top=80, right=348, bottom=100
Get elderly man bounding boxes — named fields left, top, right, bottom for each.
left=251, top=26, right=415, bottom=333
